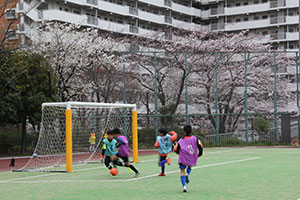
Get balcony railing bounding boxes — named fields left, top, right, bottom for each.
left=210, top=7, right=224, bottom=15
left=270, top=32, right=286, bottom=40
left=87, top=0, right=97, bottom=6
left=87, top=16, right=98, bottom=25
left=270, top=16, right=286, bottom=24
left=270, top=0, right=286, bottom=8
left=129, top=7, right=138, bottom=15
left=165, top=16, right=172, bottom=24
left=164, top=0, right=172, bottom=7
left=129, top=25, right=139, bottom=34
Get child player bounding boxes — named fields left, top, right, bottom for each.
left=154, top=128, right=177, bottom=176
left=103, top=130, right=124, bottom=172
left=112, top=128, right=140, bottom=178
left=174, top=125, right=203, bottom=193
left=100, top=128, right=109, bottom=163
left=89, top=129, right=96, bottom=153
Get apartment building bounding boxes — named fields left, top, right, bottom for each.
left=14, top=0, right=202, bottom=47
left=196, top=0, right=300, bottom=51
left=1, top=0, right=299, bottom=51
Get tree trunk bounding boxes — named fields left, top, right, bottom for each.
left=21, top=120, right=27, bottom=153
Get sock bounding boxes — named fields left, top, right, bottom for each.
left=161, top=165, right=165, bottom=174
left=159, top=159, right=167, bottom=166
left=129, top=165, right=139, bottom=173
left=180, top=175, right=186, bottom=187
left=187, top=167, right=192, bottom=175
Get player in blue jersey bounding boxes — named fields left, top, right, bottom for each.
left=154, top=128, right=177, bottom=176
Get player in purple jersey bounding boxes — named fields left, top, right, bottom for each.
left=112, top=128, right=140, bottom=178
left=174, top=125, right=203, bottom=193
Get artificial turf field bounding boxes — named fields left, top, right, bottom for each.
left=0, top=147, right=300, bottom=200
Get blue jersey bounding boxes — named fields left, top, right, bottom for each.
left=103, top=138, right=118, bottom=156
left=157, top=134, right=172, bottom=154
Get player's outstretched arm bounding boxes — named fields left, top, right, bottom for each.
left=197, top=138, right=203, bottom=157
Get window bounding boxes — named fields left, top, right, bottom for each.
left=5, top=9, right=16, bottom=19
left=244, top=17, right=249, bottom=22
left=254, top=16, right=259, bottom=20
left=7, top=30, right=18, bottom=40
left=262, top=0, right=267, bottom=2
left=262, top=15, right=268, bottom=19
left=254, top=0, right=259, bottom=4
left=235, top=3, right=241, bottom=6
left=243, top=2, right=248, bottom=5
left=73, top=9, right=81, bottom=15
left=236, top=18, right=241, bottom=22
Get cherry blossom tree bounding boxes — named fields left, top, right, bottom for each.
left=28, top=22, right=122, bottom=102
left=123, top=30, right=295, bottom=133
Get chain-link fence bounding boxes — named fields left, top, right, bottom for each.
left=114, top=51, right=300, bottom=146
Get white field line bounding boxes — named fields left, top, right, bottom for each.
left=1, top=157, right=260, bottom=184
left=0, top=149, right=245, bottom=183
left=126, top=157, right=260, bottom=182
left=0, top=166, right=106, bottom=183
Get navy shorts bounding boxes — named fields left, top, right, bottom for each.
left=179, top=163, right=191, bottom=169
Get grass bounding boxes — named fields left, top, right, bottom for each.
left=0, top=147, right=300, bottom=200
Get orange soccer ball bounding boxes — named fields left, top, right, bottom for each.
left=110, top=168, right=118, bottom=176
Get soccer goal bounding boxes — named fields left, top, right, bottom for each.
left=15, top=102, right=138, bottom=172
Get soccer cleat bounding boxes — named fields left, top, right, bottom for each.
left=134, top=172, right=140, bottom=178
left=158, top=173, right=165, bottom=176
left=183, top=186, right=188, bottom=193
left=167, top=157, right=171, bottom=165
left=185, top=175, right=190, bottom=184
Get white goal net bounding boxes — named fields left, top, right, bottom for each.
left=16, top=102, right=136, bottom=172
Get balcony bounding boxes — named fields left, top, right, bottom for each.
left=43, top=10, right=86, bottom=25
left=139, top=0, right=165, bottom=8
left=139, top=10, right=164, bottom=24
left=172, top=19, right=203, bottom=31
left=286, top=32, right=299, bottom=41
left=270, top=32, right=286, bottom=41
left=225, top=19, right=270, bottom=31
left=97, top=0, right=129, bottom=16
left=270, top=16, right=286, bottom=24
left=172, top=2, right=192, bottom=15
left=286, top=15, right=299, bottom=25
left=286, top=0, right=298, bottom=8
left=225, top=3, right=270, bottom=16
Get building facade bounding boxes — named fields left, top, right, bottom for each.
left=0, top=0, right=21, bottom=48
left=0, top=0, right=297, bottom=51
left=195, top=0, right=300, bottom=51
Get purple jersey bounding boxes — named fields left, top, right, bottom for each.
left=177, top=136, right=198, bottom=167
left=117, top=135, right=130, bottom=157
